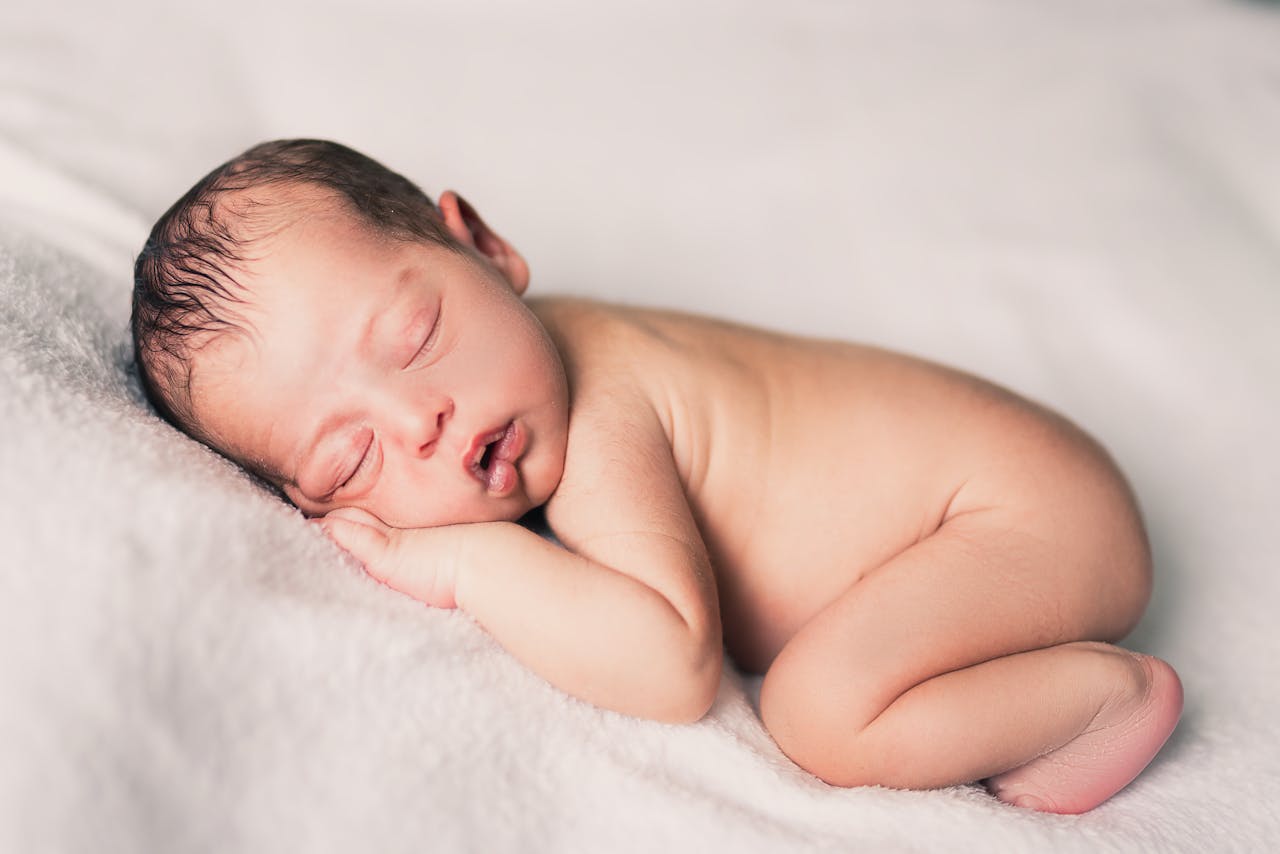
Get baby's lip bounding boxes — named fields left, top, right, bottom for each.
left=463, top=420, right=526, bottom=490
left=464, top=423, right=508, bottom=471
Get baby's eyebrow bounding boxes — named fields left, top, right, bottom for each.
left=351, top=303, right=384, bottom=360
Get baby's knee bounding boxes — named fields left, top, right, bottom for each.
left=1055, top=641, right=1180, bottom=726
left=759, top=651, right=882, bottom=787
left=760, top=654, right=825, bottom=773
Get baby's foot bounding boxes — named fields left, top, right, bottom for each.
left=985, top=652, right=1183, bottom=815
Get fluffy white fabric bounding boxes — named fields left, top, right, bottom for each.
left=2, top=0, right=1279, bottom=850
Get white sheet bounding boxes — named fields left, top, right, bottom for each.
left=3, top=0, right=1279, bottom=850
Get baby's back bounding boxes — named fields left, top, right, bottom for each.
left=530, top=297, right=1131, bottom=673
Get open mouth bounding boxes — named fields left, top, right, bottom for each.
left=469, top=424, right=508, bottom=475
left=477, top=440, right=497, bottom=472
left=466, top=421, right=524, bottom=496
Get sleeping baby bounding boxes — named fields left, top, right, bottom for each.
left=131, top=139, right=1182, bottom=814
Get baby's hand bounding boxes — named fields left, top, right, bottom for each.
left=314, top=507, right=461, bottom=609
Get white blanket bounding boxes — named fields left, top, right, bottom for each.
left=3, top=1, right=1279, bottom=850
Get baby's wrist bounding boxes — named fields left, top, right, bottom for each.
left=442, top=521, right=487, bottom=612
left=448, top=520, right=521, bottom=613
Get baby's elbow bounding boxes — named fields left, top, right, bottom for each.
left=682, top=673, right=722, bottom=724
left=658, top=642, right=723, bottom=724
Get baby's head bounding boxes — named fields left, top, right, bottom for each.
left=132, top=139, right=569, bottom=527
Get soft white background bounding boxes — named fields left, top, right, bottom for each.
left=2, top=0, right=1278, bottom=851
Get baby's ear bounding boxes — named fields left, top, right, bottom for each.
left=438, top=190, right=531, bottom=295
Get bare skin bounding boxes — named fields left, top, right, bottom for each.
left=531, top=298, right=1183, bottom=813
left=186, top=185, right=1182, bottom=814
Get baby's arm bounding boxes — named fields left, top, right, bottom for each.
left=321, top=395, right=723, bottom=723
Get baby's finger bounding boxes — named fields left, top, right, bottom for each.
left=314, top=520, right=454, bottom=609
left=323, top=506, right=391, bottom=532
left=317, top=516, right=391, bottom=573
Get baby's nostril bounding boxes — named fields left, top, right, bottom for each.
left=437, top=399, right=454, bottom=431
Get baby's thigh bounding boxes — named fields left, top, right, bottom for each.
left=760, top=493, right=1151, bottom=738
left=941, top=501, right=1148, bottom=647
left=853, top=495, right=1149, bottom=675
left=946, top=437, right=1154, bottom=642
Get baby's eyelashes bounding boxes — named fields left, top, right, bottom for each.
left=312, top=430, right=377, bottom=503
left=403, top=307, right=441, bottom=370
left=332, top=432, right=382, bottom=500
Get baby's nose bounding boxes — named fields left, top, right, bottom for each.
left=395, top=395, right=454, bottom=457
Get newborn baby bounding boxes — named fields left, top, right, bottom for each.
left=132, top=139, right=1182, bottom=814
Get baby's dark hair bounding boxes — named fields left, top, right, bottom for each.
left=131, top=138, right=457, bottom=447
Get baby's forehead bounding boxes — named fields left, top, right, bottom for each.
left=183, top=235, right=372, bottom=419
left=225, top=178, right=343, bottom=220
left=216, top=181, right=365, bottom=260
left=220, top=207, right=374, bottom=311
left=183, top=327, right=264, bottom=425
left=183, top=328, right=293, bottom=477
left=189, top=327, right=256, bottom=378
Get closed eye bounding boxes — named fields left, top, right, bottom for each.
left=404, top=308, right=441, bottom=370
left=324, top=432, right=375, bottom=500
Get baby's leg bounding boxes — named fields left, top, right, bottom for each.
left=758, top=509, right=1182, bottom=814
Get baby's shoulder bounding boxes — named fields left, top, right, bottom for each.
left=527, top=295, right=661, bottom=347
left=528, top=296, right=676, bottom=446
left=529, top=299, right=682, bottom=521
left=526, top=297, right=678, bottom=388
